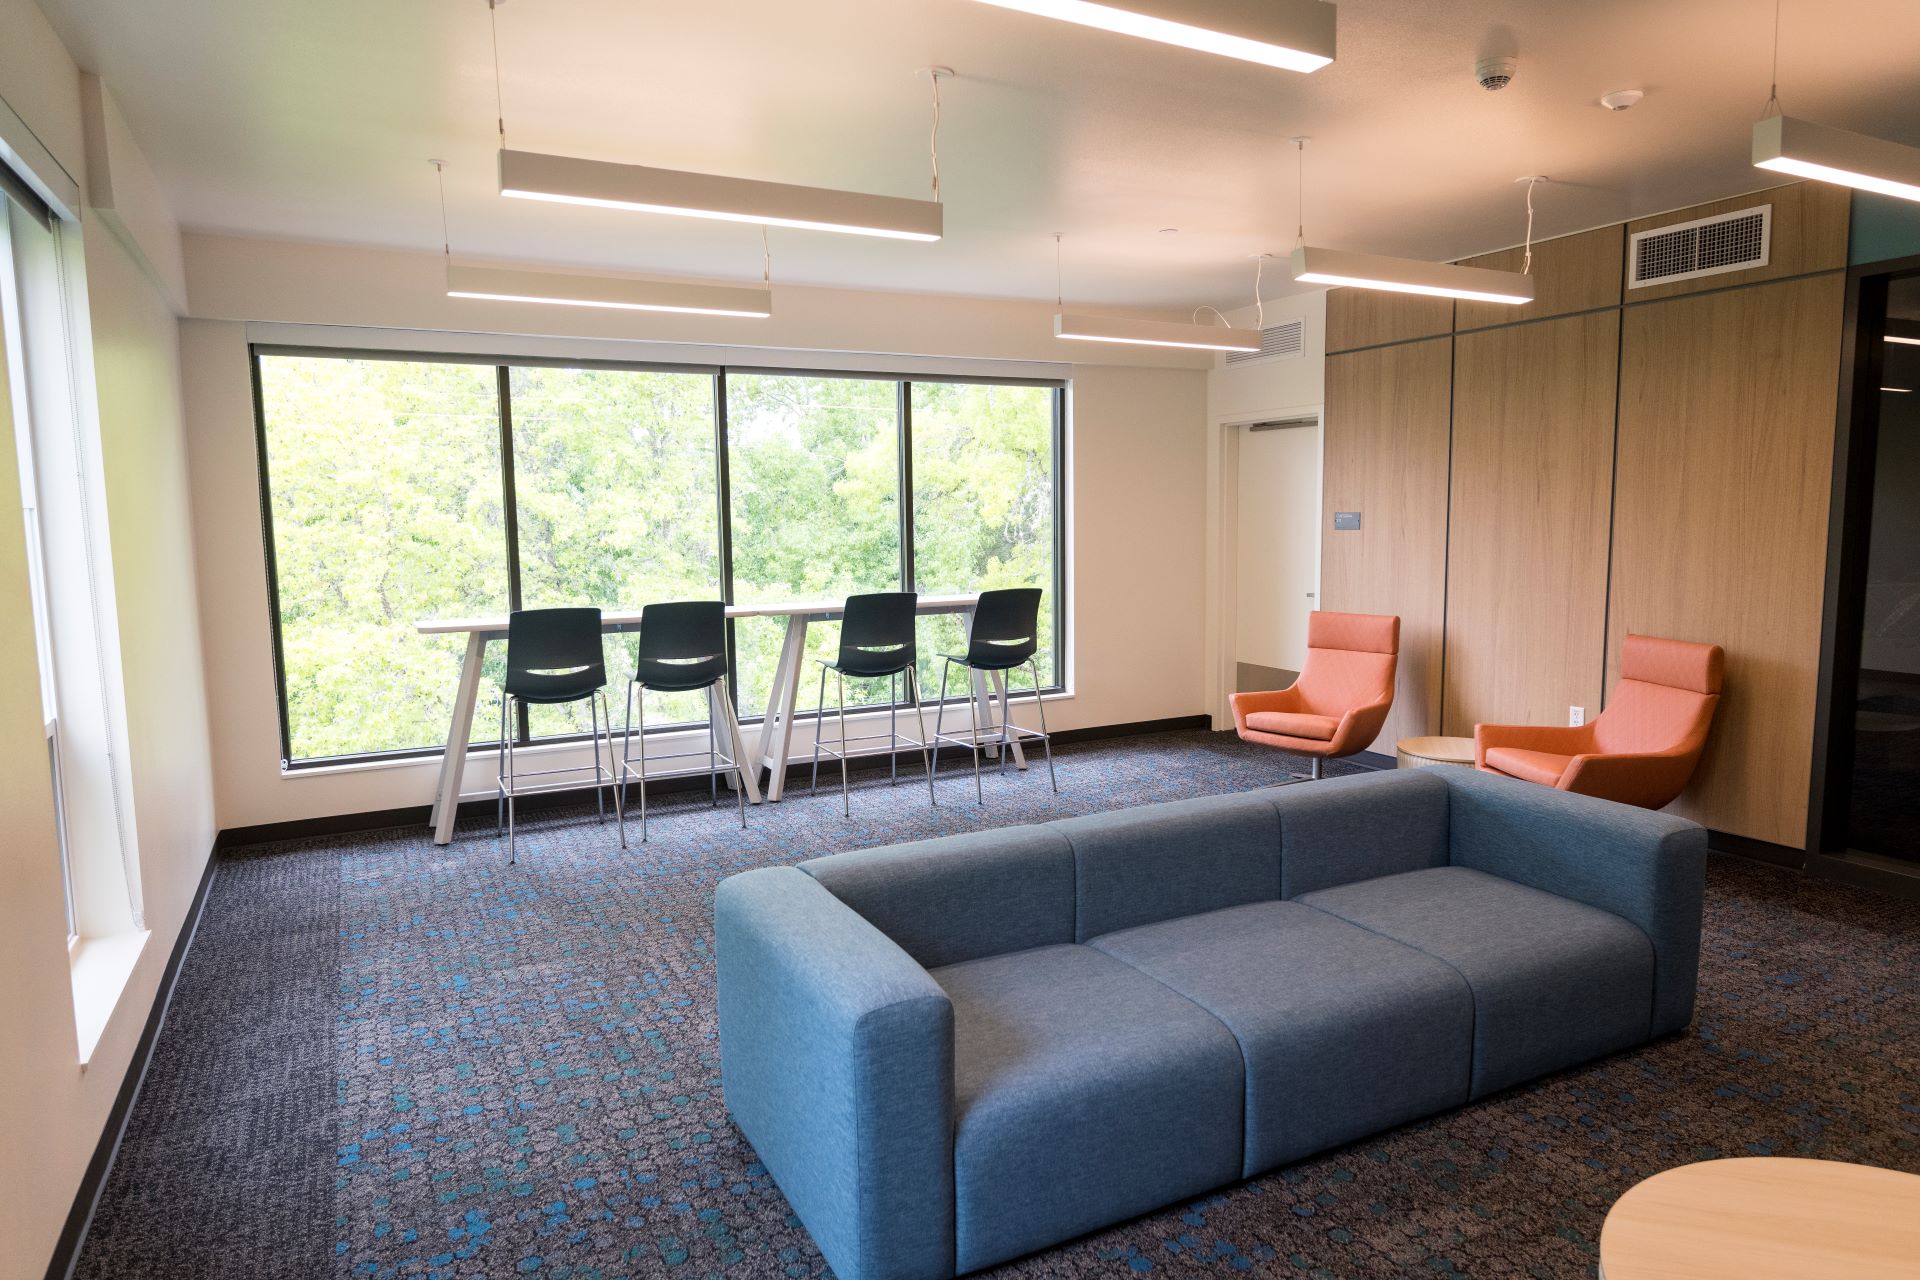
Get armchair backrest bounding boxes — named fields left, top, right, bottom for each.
left=1592, top=634, right=1724, bottom=755
left=1293, top=611, right=1400, bottom=718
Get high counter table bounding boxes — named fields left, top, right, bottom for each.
left=415, top=594, right=1026, bottom=844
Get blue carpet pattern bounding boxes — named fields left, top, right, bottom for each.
left=73, top=732, right=1919, bottom=1279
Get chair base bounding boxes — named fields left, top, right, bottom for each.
left=811, top=666, right=936, bottom=818
left=619, top=676, right=747, bottom=846
left=496, top=688, right=619, bottom=865
left=931, top=656, right=1058, bottom=804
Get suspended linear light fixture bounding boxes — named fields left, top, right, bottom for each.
left=485, top=4, right=946, bottom=238
left=1749, top=2, right=1920, bottom=203
left=1285, top=139, right=1535, bottom=304
left=1050, top=233, right=1264, bottom=352
left=432, top=161, right=774, bottom=317
left=970, top=0, right=1336, bottom=72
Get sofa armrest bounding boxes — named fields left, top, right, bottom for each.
left=716, top=867, right=955, bottom=1280
left=1327, top=688, right=1395, bottom=756
left=1435, top=769, right=1707, bottom=1037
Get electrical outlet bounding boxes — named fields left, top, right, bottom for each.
left=1569, top=706, right=1586, bottom=727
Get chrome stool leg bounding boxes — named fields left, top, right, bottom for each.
left=636, top=691, right=650, bottom=843
left=836, top=671, right=850, bottom=818
left=889, top=673, right=899, bottom=787
left=810, top=664, right=829, bottom=795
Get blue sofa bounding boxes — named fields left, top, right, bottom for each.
left=715, top=766, right=1706, bottom=1280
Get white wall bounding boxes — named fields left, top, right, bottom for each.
left=0, top=0, right=214, bottom=1273
left=1234, top=423, right=1320, bottom=673
left=179, top=234, right=1212, bottom=830
left=1202, top=287, right=1328, bottom=725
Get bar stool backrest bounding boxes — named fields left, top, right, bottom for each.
left=505, top=607, right=606, bottom=700
left=836, top=591, right=919, bottom=677
left=635, top=601, right=729, bottom=692
left=965, top=587, right=1043, bottom=669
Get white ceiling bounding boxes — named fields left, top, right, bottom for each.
left=35, top=0, right=1920, bottom=309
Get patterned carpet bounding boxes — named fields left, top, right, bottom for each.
left=73, top=731, right=1920, bottom=1280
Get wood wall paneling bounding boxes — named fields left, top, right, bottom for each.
left=1325, top=287, right=1454, bottom=354
left=1321, top=336, right=1453, bottom=752
left=1623, top=182, right=1850, bottom=303
left=1454, top=225, right=1625, bottom=332
left=1444, top=311, right=1619, bottom=734
left=1609, top=272, right=1845, bottom=845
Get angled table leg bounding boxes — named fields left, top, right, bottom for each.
left=758, top=615, right=810, bottom=801
left=712, top=681, right=760, bottom=804
left=989, top=668, right=1028, bottom=770
left=431, top=631, right=488, bottom=845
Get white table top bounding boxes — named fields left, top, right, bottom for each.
left=416, top=593, right=981, bottom=636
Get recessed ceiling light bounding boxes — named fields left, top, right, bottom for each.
left=969, top=0, right=1336, bottom=72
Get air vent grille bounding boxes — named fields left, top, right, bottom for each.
left=1629, top=205, right=1771, bottom=288
left=1224, top=318, right=1305, bottom=365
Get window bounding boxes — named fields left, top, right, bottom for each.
left=252, top=347, right=1065, bottom=766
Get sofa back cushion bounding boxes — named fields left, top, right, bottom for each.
left=1051, top=792, right=1283, bottom=941
left=799, top=826, right=1075, bottom=968
left=1271, top=769, right=1452, bottom=898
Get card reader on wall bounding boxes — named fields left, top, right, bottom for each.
left=1333, top=512, right=1362, bottom=530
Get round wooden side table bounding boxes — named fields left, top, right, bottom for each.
left=1395, top=735, right=1476, bottom=769
left=1598, top=1157, right=1920, bottom=1279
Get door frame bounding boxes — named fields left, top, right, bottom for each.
left=1204, top=404, right=1323, bottom=729
left=1806, top=251, right=1920, bottom=897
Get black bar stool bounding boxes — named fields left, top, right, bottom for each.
left=618, top=601, right=746, bottom=845
left=810, top=591, right=935, bottom=816
left=496, top=606, right=617, bottom=864
left=932, top=587, right=1058, bottom=804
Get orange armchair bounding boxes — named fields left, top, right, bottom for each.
left=1475, top=634, right=1725, bottom=809
left=1230, top=611, right=1399, bottom=779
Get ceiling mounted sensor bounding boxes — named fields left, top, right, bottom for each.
left=1048, top=232, right=1263, bottom=352
left=1284, top=140, right=1534, bottom=305
left=1748, top=0, right=1920, bottom=203
left=1475, top=54, right=1516, bottom=91
left=430, top=162, right=773, bottom=317
left=483, top=1, right=946, bottom=237
left=1600, top=89, right=1645, bottom=111
left=968, top=0, right=1335, bottom=72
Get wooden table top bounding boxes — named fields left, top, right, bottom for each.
left=1598, top=1157, right=1920, bottom=1280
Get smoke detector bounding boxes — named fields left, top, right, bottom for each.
left=1600, top=88, right=1645, bottom=111
left=1476, top=55, right=1517, bottom=91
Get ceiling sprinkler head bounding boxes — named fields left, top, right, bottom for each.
left=1600, top=88, right=1645, bottom=111
left=1476, top=55, right=1517, bottom=91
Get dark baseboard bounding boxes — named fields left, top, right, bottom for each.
left=1706, top=829, right=1805, bottom=870
left=1348, top=750, right=1394, bottom=771
left=1805, top=848, right=1920, bottom=901
left=45, top=843, right=221, bottom=1280
left=217, top=714, right=1216, bottom=850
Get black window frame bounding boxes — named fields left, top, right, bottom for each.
left=250, top=343, right=1067, bottom=769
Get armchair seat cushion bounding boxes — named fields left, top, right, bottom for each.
left=1246, top=710, right=1339, bottom=741
left=1484, top=746, right=1573, bottom=787
left=1090, top=901, right=1472, bottom=1176
left=931, top=943, right=1244, bottom=1274
left=1299, top=867, right=1655, bottom=1098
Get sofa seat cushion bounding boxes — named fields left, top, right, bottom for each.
left=1483, top=746, right=1573, bottom=787
left=1246, top=710, right=1339, bottom=741
left=931, top=943, right=1244, bottom=1273
left=1299, top=867, right=1655, bottom=1098
left=1091, top=901, right=1472, bottom=1176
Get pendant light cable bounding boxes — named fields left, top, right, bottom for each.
left=1054, top=232, right=1063, bottom=307
left=1255, top=253, right=1267, bottom=330
left=433, top=159, right=451, bottom=257
left=1522, top=176, right=1539, bottom=274
left=1763, top=0, right=1783, bottom=116
left=488, top=0, right=508, bottom=145
left=1293, top=138, right=1307, bottom=248
left=762, top=226, right=771, bottom=286
left=929, top=71, right=943, bottom=202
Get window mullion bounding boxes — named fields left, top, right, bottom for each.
left=496, top=364, right=529, bottom=743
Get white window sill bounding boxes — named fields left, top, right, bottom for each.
left=70, top=929, right=149, bottom=1066
left=280, top=689, right=1078, bottom=780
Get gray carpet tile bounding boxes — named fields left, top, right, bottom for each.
left=68, top=732, right=1920, bottom=1279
